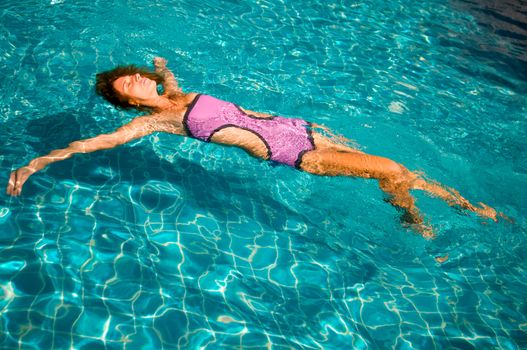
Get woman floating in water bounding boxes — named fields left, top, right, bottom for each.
left=6, top=57, right=498, bottom=238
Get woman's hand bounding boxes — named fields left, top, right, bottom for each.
left=154, top=57, right=168, bottom=68
left=6, top=166, right=36, bottom=196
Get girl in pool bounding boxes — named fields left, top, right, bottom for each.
left=6, top=57, right=498, bottom=238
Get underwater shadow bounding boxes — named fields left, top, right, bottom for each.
left=25, top=111, right=83, bottom=152
left=44, top=143, right=308, bottom=231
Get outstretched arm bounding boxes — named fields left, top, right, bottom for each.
left=6, top=116, right=154, bottom=196
left=154, top=57, right=183, bottom=95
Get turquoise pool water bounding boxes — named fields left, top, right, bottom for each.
left=1, top=0, right=526, bottom=348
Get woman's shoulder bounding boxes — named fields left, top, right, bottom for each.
left=182, top=92, right=200, bottom=104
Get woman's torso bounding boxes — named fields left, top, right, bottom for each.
left=180, top=94, right=314, bottom=166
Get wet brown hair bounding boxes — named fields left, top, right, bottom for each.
left=95, top=65, right=164, bottom=109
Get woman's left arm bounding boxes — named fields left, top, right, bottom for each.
left=154, top=57, right=182, bottom=95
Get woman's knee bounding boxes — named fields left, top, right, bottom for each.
left=377, top=158, right=409, bottom=181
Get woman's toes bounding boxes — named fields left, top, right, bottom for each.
left=476, top=202, right=497, bottom=221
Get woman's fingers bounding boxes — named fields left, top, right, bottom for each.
left=7, top=170, right=21, bottom=196
left=6, top=171, right=16, bottom=195
left=6, top=167, right=33, bottom=196
left=8, top=171, right=20, bottom=196
left=153, top=57, right=167, bottom=67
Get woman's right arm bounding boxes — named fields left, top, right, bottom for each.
left=6, top=116, right=154, bottom=196
left=153, top=57, right=183, bottom=95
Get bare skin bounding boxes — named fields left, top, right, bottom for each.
left=6, top=57, right=499, bottom=238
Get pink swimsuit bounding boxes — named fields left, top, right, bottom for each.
left=183, top=94, right=315, bottom=168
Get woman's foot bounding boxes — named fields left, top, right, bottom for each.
left=474, top=202, right=497, bottom=222
left=416, top=223, right=436, bottom=240
left=399, top=210, right=435, bottom=239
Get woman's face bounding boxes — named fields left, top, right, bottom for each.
left=112, top=73, right=158, bottom=105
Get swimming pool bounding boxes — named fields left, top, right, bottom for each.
left=1, top=0, right=526, bottom=348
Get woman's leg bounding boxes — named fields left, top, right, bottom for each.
left=300, top=140, right=497, bottom=237
left=411, top=178, right=497, bottom=221
left=300, top=148, right=435, bottom=237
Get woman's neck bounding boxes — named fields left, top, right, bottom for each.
left=136, top=93, right=190, bottom=113
left=149, top=95, right=176, bottom=111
